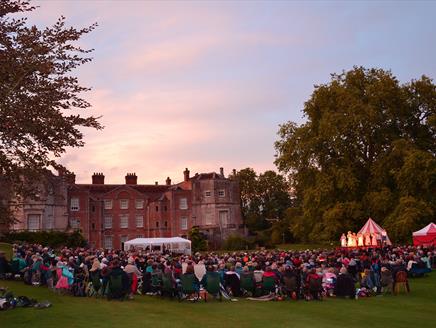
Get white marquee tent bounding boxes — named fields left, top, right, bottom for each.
left=123, top=237, right=191, bottom=255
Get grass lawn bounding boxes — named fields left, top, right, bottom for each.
left=0, top=273, right=434, bottom=328
left=275, top=243, right=336, bottom=251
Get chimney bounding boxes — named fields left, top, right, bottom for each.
left=155, top=181, right=158, bottom=185
left=166, top=177, right=171, bottom=186
left=220, top=167, right=224, bottom=177
left=232, top=169, right=237, bottom=176
left=183, top=168, right=190, bottom=182
left=125, top=173, right=137, bottom=185
left=92, top=172, right=105, bottom=184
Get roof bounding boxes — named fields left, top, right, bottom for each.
left=124, top=237, right=191, bottom=245
left=191, top=172, right=224, bottom=180
left=72, top=184, right=169, bottom=195
left=358, top=218, right=386, bottom=235
left=413, top=223, right=436, bottom=236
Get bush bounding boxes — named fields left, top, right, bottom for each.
left=1, top=230, right=87, bottom=248
left=222, top=235, right=255, bottom=251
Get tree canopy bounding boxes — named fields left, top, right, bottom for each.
left=230, top=168, right=292, bottom=244
left=275, top=67, right=436, bottom=243
left=0, top=1, right=102, bottom=225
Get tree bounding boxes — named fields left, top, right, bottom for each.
left=275, top=67, right=435, bottom=243
left=0, top=1, right=102, bottom=226
left=230, top=168, right=292, bottom=244
left=188, top=226, right=207, bottom=252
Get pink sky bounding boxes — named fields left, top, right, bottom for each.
left=28, top=1, right=436, bottom=184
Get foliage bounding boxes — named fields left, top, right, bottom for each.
left=1, top=230, right=87, bottom=248
left=0, top=0, right=102, bottom=225
left=230, top=168, right=292, bottom=241
left=275, top=67, right=436, bottom=243
left=188, top=226, right=208, bottom=252
left=222, top=235, right=255, bottom=251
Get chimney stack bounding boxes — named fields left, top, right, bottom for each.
left=232, top=169, right=237, bottom=176
left=220, top=167, right=224, bottom=177
left=92, top=172, right=105, bottom=184
left=183, top=168, right=190, bottom=182
left=166, top=177, right=171, bottom=186
left=155, top=181, right=158, bottom=185
left=125, top=173, right=137, bottom=185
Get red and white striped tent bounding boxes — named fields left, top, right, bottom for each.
left=358, top=218, right=392, bottom=245
left=412, top=223, right=436, bottom=246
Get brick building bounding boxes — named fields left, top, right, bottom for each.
left=5, top=168, right=243, bottom=249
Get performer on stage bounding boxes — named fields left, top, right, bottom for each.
left=357, top=233, right=364, bottom=247
left=347, top=231, right=353, bottom=247
left=371, top=233, right=378, bottom=247
left=364, top=233, right=371, bottom=246
left=340, top=233, right=347, bottom=247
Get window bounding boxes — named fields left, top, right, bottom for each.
left=91, top=223, right=95, bottom=230
left=70, top=198, right=79, bottom=211
left=181, top=217, right=188, bottom=230
left=164, top=221, right=168, bottom=228
left=70, top=218, right=80, bottom=229
left=104, top=216, right=112, bottom=229
left=204, top=191, right=211, bottom=197
left=45, top=215, right=54, bottom=230
left=136, top=235, right=144, bottom=238
left=28, top=214, right=40, bottom=231
left=179, top=198, right=188, bottom=210
left=120, top=199, right=129, bottom=209
left=120, top=214, right=129, bottom=228
left=164, top=206, right=167, bottom=212
left=104, top=236, right=112, bottom=249
left=156, top=221, right=159, bottom=228
left=136, top=215, right=144, bottom=228
left=219, top=210, right=229, bottom=226
left=104, top=199, right=112, bottom=209
left=91, top=205, right=96, bottom=212
left=218, top=189, right=225, bottom=197
left=135, top=199, right=144, bottom=209
left=155, top=206, right=159, bottom=212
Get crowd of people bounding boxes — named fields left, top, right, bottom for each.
left=0, top=243, right=434, bottom=302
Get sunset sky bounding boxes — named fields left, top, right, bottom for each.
left=29, top=0, right=436, bottom=184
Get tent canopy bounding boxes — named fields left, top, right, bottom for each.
left=358, top=218, right=392, bottom=245
left=412, top=223, right=436, bottom=246
left=413, top=223, right=436, bottom=236
left=123, top=237, right=191, bottom=255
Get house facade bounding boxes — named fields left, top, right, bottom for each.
left=5, top=168, right=243, bottom=249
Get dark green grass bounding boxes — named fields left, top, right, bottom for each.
left=1, top=273, right=434, bottom=328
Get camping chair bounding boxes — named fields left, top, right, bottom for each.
left=87, top=272, right=102, bottom=297
left=204, top=272, right=222, bottom=302
left=179, top=274, right=200, bottom=302
left=150, top=272, right=162, bottom=295
left=394, top=271, right=410, bottom=295
left=282, top=275, right=298, bottom=299
left=240, top=272, right=256, bottom=296
left=161, top=273, right=176, bottom=299
left=262, top=276, right=277, bottom=295
left=106, top=274, right=127, bottom=300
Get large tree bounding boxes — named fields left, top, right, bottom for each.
left=0, top=1, right=102, bottom=226
left=275, top=67, right=435, bottom=243
left=230, top=168, right=292, bottom=244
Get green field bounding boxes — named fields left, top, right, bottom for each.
left=0, top=273, right=434, bottom=328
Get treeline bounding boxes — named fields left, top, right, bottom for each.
left=1, top=230, right=87, bottom=248
left=233, top=67, right=435, bottom=245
